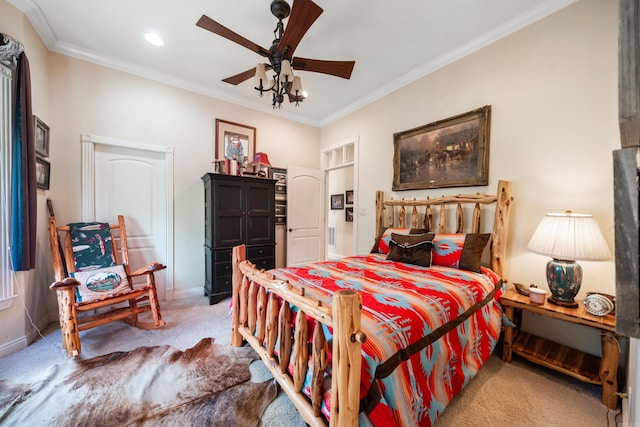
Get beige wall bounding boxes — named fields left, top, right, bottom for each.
left=321, top=0, right=618, bottom=354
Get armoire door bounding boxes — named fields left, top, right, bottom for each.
left=245, top=180, right=275, bottom=246
left=213, top=178, right=245, bottom=248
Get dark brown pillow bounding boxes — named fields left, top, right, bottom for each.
left=459, top=234, right=491, bottom=272
left=386, top=233, right=434, bottom=267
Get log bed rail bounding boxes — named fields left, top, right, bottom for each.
left=231, top=180, right=513, bottom=427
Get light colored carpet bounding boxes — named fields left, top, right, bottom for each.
left=0, top=295, right=619, bottom=426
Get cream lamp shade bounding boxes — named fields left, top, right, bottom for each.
left=527, top=211, right=611, bottom=307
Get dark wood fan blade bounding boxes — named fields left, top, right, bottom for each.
left=276, top=0, right=323, bottom=56
left=222, top=65, right=273, bottom=85
left=292, top=57, right=355, bottom=79
left=222, top=68, right=257, bottom=85
left=197, top=15, right=270, bottom=57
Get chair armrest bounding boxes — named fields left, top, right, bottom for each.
left=50, top=277, right=81, bottom=290
left=130, top=262, right=167, bottom=277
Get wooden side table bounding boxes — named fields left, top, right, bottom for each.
left=500, top=288, right=620, bottom=409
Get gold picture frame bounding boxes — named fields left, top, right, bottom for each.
left=392, top=105, right=491, bottom=190
left=215, top=119, right=256, bottom=165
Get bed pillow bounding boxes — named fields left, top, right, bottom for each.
left=70, top=264, right=132, bottom=303
left=371, top=228, right=413, bottom=254
left=431, top=233, right=491, bottom=273
left=386, top=233, right=434, bottom=267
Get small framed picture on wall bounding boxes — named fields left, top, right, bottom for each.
left=345, top=207, right=354, bottom=222
left=345, top=190, right=354, bottom=205
left=35, top=157, right=50, bottom=190
left=34, top=115, right=50, bottom=157
left=331, top=194, right=344, bottom=210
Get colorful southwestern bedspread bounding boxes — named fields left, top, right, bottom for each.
left=269, top=253, right=504, bottom=427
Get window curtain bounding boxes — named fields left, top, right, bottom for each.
left=0, top=34, right=36, bottom=271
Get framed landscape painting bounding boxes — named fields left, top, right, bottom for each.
left=392, top=105, right=491, bottom=191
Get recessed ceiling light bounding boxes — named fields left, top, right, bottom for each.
left=145, top=32, right=164, bottom=46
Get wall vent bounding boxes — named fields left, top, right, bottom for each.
left=328, top=227, right=336, bottom=247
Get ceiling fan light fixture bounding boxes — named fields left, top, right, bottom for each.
left=197, top=0, right=354, bottom=110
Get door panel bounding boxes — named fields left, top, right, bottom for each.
left=286, top=166, right=324, bottom=265
left=94, top=145, right=167, bottom=299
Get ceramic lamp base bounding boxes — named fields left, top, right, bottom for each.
left=546, top=258, right=582, bottom=306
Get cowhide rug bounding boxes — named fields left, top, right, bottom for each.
left=0, top=338, right=277, bottom=426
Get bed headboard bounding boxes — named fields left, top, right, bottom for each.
left=375, top=179, right=513, bottom=279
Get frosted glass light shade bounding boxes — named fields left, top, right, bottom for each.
left=291, top=76, right=303, bottom=94
left=527, top=211, right=611, bottom=261
left=254, top=63, right=268, bottom=87
left=280, top=60, right=293, bottom=80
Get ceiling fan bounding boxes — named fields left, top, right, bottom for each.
left=196, top=0, right=355, bottom=108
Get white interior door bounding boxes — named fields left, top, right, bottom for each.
left=286, top=166, right=325, bottom=265
left=82, top=134, right=173, bottom=300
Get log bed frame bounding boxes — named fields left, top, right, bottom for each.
left=231, top=180, right=513, bottom=426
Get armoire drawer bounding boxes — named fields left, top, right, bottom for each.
left=247, top=245, right=274, bottom=259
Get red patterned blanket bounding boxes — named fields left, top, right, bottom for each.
left=270, top=254, right=503, bottom=426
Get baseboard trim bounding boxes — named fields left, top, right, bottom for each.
left=0, top=335, right=27, bottom=358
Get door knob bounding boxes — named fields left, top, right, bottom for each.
left=288, top=228, right=293, bottom=232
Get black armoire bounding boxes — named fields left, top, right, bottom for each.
left=201, top=173, right=276, bottom=304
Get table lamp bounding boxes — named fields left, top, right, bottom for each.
left=527, top=211, right=611, bottom=307
left=251, top=152, right=271, bottom=177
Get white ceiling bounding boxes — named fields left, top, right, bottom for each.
left=10, top=0, right=576, bottom=127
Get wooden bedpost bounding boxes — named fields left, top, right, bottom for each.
left=375, top=191, right=385, bottom=236
left=231, top=244, right=246, bottom=346
left=330, top=289, right=365, bottom=427
left=490, top=180, right=513, bottom=279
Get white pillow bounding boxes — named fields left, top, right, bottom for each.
left=71, top=264, right=132, bottom=303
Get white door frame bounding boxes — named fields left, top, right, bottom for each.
left=80, top=133, right=175, bottom=298
left=321, top=136, right=359, bottom=255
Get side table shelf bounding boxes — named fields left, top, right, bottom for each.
left=512, top=331, right=601, bottom=384
left=500, top=288, right=620, bottom=409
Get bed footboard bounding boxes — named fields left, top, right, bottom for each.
left=231, top=245, right=365, bottom=427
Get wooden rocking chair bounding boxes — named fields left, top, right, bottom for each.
left=48, top=215, right=166, bottom=358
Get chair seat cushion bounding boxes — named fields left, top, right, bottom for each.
left=71, top=264, right=132, bottom=303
